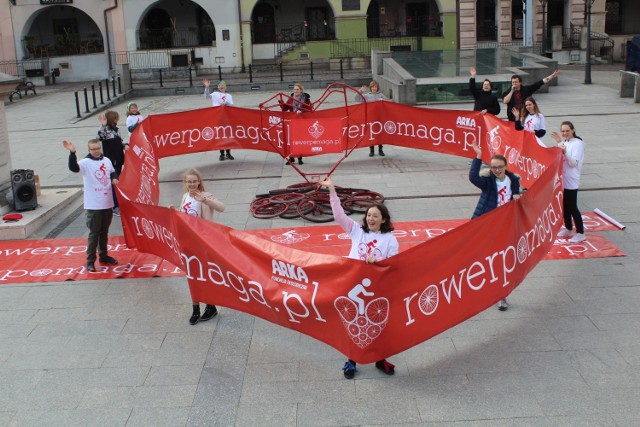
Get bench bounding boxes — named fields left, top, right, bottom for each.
left=9, top=81, right=37, bottom=103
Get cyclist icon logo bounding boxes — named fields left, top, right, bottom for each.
left=334, top=278, right=390, bottom=349
left=308, top=121, right=325, bottom=139
left=181, top=201, right=198, bottom=217
left=270, top=230, right=310, bottom=245
left=357, top=239, right=382, bottom=262
left=94, top=163, right=110, bottom=186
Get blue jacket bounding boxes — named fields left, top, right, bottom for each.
left=469, top=158, right=520, bottom=219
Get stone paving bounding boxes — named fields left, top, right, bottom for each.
left=1, top=64, right=640, bottom=426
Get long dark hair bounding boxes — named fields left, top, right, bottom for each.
left=361, top=203, right=394, bottom=233
left=561, top=121, right=582, bottom=140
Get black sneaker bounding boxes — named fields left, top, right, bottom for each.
left=369, top=149, right=375, bottom=157
left=226, top=153, right=234, bottom=160
left=99, top=256, right=118, bottom=265
left=219, top=154, right=225, bottom=161
left=87, top=262, right=96, bottom=272
left=189, top=305, right=200, bottom=325
left=342, top=360, right=356, bottom=379
left=375, top=359, right=395, bottom=375
left=298, top=157, right=304, bottom=165
left=200, top=304, right=218, bottom=321
left=378, top=148, right=385, bottom=157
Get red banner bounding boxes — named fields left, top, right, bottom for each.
left=113, top=94, right=593, bottom=363
left=289, top=118, right=344, bottom=156
left=0, top=215, right=623, bottom=284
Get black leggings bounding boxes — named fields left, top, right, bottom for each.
left=563, top=188, right=584, bottom=234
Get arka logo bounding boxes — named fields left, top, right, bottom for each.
left=272, top=260, right=309, bottom=283
left=456, top=116, right=476, bottom=128
left=269, top=115, right=281, bottom=125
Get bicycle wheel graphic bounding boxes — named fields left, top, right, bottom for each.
left=366, top=324, right=382, bottom=338
left=334, top=296, right=358, bottom=323
left=517, top=236, right=528, bottom=263
left=418, top=284, right=439, bottom=315
left=365, top=298, right=389, bottom=325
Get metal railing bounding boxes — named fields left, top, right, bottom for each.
left=128, top=61, right=372, bottom=89
left=0, top=59, right=50, bottom=78
left=330, top=37, right=419, bottom=58
left=590, top=31, right=614, bottom=64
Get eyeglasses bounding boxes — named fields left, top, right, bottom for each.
left=89, top=147, right=102, bottom=151
left=490, top=165, right=506, bottom=171
left=185, top=180, right=199, bottom=184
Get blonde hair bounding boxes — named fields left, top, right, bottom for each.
left=293, top=83, right=304, bottom=92
left=182, top=168, right=205, bottom=192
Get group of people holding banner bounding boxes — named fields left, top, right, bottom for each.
left=469, top=68, right=586, bottom=312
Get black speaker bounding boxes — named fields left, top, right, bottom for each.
left=11, top=169, right=37, bottom=211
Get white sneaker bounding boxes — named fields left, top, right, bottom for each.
left=569, top=233, right=586, bottom=243
left=557, top=228, right=574, bottom=237
left=497, top=299, right=509, bottom=311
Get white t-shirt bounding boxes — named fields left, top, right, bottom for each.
left=206, top=91, right=234, bottom=107
left=126, top=114, right=144, bottom=136
left=561, top=137, right=585, bottom=190
left=523, top=113, right=546, bottom=147
left=496, top=175, right=512, bottom=207
left=181, top=194, right=201, bottom=217
left=330, top=193, right=399, bottom=261
left=78, top=156, right=115, bottom=210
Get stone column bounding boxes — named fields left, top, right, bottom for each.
left=0, top=72, right=21, bottom=194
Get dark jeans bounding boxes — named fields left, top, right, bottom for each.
left=563, top=188, right=584, bottom=234
left=86, top=208, right=113, bottom=262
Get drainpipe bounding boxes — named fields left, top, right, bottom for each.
left=236, top=0, right=246, bottom=72
left=104, top=0, right=118, bottom=70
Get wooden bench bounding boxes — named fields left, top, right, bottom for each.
left=9, top=81, right=37, bottom=103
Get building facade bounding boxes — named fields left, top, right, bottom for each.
left=0, top=0, right=637, bottom=83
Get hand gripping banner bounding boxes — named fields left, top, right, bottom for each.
left=118, top=99, right=563, bottom=363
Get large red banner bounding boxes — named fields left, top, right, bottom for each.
left=0, top=220, right=623, bottom=284
left=116, top=97, right=574, bottom=363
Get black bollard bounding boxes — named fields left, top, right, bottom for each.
left=83, top=88, right=90, bottom=113
left=159, top=69, right=163, bottom=87
left=111, top=76, right=116, bottom=98
left=279, top=63, right=283, bottom=82
left=310, top=61, right=314, bottom=81
left=188, top=67, right=193, bottom=87
left=217, top=65, right=222, bottom=82
left=99, top=81, right=104, bottom=104
left=339, top=59, right=344, bottom=79
left=91, top=85, right=97, bottom=109
left=74, top=92, right=81, bottom=118
left=249, top=64, right=253, bottom=83
left=117, top=73, right=121, bottom=94
left=105, top=78, right=111, bottom=101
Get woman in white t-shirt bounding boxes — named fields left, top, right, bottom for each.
left=320, top=176, right=399, bottom=380
left=512, top=96, right=546, bottom=147
left=551, top=121, right=586, bottom=243
left=177, top=168, right=225, bottom=325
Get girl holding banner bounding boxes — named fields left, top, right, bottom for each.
left=320, top=176, right=399, bottom=379
left=177, top=168, right=226, bottom=325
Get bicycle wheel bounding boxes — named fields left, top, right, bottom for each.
left=342, top=197, right=376, bottom=213
left=252, top=201, right=288, bottom=219
left=297, top=199, right=335, bottom=223
left=279, top=203, right=302, bottom=219
left=351, top=190, right=385, bottom=204
left=287, top=182, right=316, bottom=193
left=269, top=192, right=306, bottom=204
